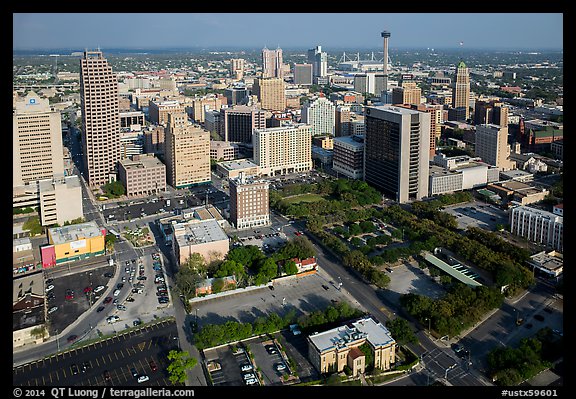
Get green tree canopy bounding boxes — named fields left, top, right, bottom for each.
left=166, top=350, right=198, bottom=384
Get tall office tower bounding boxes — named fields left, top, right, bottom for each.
left=80, top=50, right=120, bottom=188
left=253, top=124, right=312, bottom=176
left=262, top=47, right=283, bottom=79
left=301, top=96, right=336, bottom=136
left=308, top=45, right=328, bottom=79
left=492, top=102, right=509, bottom=128
left=230, top=58, right=245, bottom=81
left=452, top=61, right=471, bottom=120
left=148, top=100, right=185, bottom=126
left=191, top=95, right=225, bottom=123
left=392, top=81, right=422, bottom=106
left=13, top=92, right=65, bottom=187
left=474, top=124, right=513, bottom=170
left=229, top=173, right=270, bottom=230
left=164, top=112, right=211, bottom=188
left=252, top=77, right=286, bottom=111
left=363, top=105, right=430, bottom=203
left=335, top=105, right=351, bottom=137
left=294, top=63, right=313, bottom=86
left=396, top=103, right=442, bottom=158
left=225, top=86, right=249, bottom=106
left=381, top=30, right=391, bottom=95
left=221, top=105, right=266, bottom=143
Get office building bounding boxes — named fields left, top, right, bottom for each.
left=364, top=105, right=430, bottom=203
left=191, top=95, right=225, bottom=123
left=148, top=100, right=185, bottom=126
left=118, top=154, right=166, bottom=197
left=528, top=251, right=563, bottom=278
left=510, top=206, right=563, bottom=253
left=354, top=73, right=384, bottom=95
left=38, top=176, right=83, bottom=227
left=452, top=61, right=471, bottom=120
left=118, top=130, right=144, bottom=159
left=41, top=221, right=105, bottom=267
left=308, top=45, right=328, bottom=79
left=333, top=135, right=365, bottom=179
left=335, top=105, right=351, bottom=137
left=396, top=103, right=442, bottom=158
left=301, top=96, right=336, bottom=136
left=164, top=112, right=211, bottom=189
left=230, top=58, right=245, bottom=81
left=428, top=154, right=500, bottom=196
left=254, top=124, right=312, bottom=176
left=221, top=105, right=266, bottom=143
left=172, top=219, right=229, bottom=265
left=487, top=180, right=548, bottom=206
left=262, top=47, right=283, bottom=79
left=392, top=81, right=422, bottom=106
left=474, top=101, right=509, bottom=128
left=308, top=317, right=396, bottom=377
left=119, top=111, right=145, bottom=128
left=13, top=92, right=65, bottom=187
left=143, top=126, right=165, bottom=155
left=252, top=77, right=286, bottom=111
left=313, top=135, right=334, bottom=150
left=225, top=86, right=249, bottom=106
left=80, top=50, right=121, bottom=188
left=210, top=141, right=240, bottom=161
left=217, top=159, right=260, bottom=180
left=475, top=124, right=514, bottom=170
left=294, top=63, right=313, bottom=86
left=229, top=173, right=270, bottom=230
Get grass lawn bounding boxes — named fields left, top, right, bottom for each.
left=282, top=193, right=325, bottom=205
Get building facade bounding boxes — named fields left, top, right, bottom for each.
left=221, top=105, right=266, bottom=143
left=452, top=61, right=471, bottom=120
left=42, top=221, right=106, bottom=267
left=262, top=47, right=283, bottom=79
left=475, top=124, right=513, bottom=170
left=118, top=154, right=166, bottom=197
left=364, top=105, right=430, bottom=203
left=308, top=317, right=396, bottom=377
left=210, top=141, right=240, bottom=161
left=229, top=174, right=270, bottom=230
left=252, top=78, right=286, bottom=111
left=143, top=126, right=165, bottom=155
left=510, top=206, right=563, bottom=253
left=172, top=219, right=229, bottom=265
left=80, top=50, right=121, bottom=188
left=13, top=93, right=65, bottom=187
left=164, top=112, right=211, bottom=189
left=392, top=81, right=422, bottom=106
left=293, top=63, right=313, bottom=86
left=148, top=100, right=185, bottom=126
left=333, top=135, right=364, bottom=180
left=230, top=58, right=245, bottom=81
left=38, top=176, right=83, bottom=227
left=253, top=124, right=312, bottom=176
left=308, top=45, right=328, bottom=79
left=119, top=111, right=145, bottom=128
left=301, top=96, right=336, bottom=136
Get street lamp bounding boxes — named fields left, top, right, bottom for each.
left=425, top=317, right=431, bottom=334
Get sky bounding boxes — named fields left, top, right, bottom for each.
left=13, top=13, right=563, bottom=51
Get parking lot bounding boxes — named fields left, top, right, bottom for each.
left=381, top=260, right=447, bottom=304
left=45, top=265, right=115, bottom=336
left=13, top=319, right=181, bottom=387
left=204, top=334, right=308, bottom=386
left=441, top=201, right=509, bottom=231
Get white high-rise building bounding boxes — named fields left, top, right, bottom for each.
left=253, top=124, right=312, bottom=176
left=308, top=45, right=328, bottom=78
left=301, top=96, right=336, bottom=136
left=510, top=205, right=563, bottom=253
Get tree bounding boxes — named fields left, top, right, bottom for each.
left=174, top=266, right=201, bottom=301
left=214, top=260, right=245, bottom=280
left=183, top=253, right=207, bottom=275
left=255, top=258, right=278, bottom=284
left=211, top=278, right=225, bottom=294
left=102, top=181, right=125, bottom=198
left=279, top=236, right=316, bottom=260
left=23, top=216, right=43, bottom=236
left=283, top=259, right=298, bottom=275
left=30, top=326, right=47, bottom=341
left=166, top=350, right=198, bottom=384
left=386, top=317, right=418, bottom=345
left=358, top=342, right=375, bottom=372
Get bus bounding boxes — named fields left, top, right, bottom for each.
left=108, top=229, right=121, bottom=239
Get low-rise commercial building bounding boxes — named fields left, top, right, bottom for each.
left=332, top=135, right=364, bottom=180
left=173, top=219, right=229, bottom=265
left=41, top=221, right=106, bottom=267
left=210, top=140, right=240, bottom=161
left=216, top=159, right=260, bottom=180
left=148, top=100, right=185, bottom=126
left=527, top=250, right=563, bottom=278
left=37, top=175, right=83, bottom=227
left=308, top=317, right=396, bottom=377
left=488, top=180, right=548, bottom=206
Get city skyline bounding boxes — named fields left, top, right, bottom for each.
left=14, top=13, right=563, bottom=51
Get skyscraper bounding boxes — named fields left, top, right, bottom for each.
left=301, top=95, right=336, bottom=136
left=221, top=105, right=266, bottom=143
left=293, top=64, right=313, bottom=86
left=364, top=105, right=430, bottom=203
left=164, top=112, right=211, bottom=188
left=452, top=61, right=471, bottom=120
left=80, top=50, right=120, bottom=188
left=308, top=45, right=328, bottom=79
left=229, top=174, right=270, bottom=230
left=262, top=47, right=283, bottom=79
left=13, top=92, right=65, bottom=187
left=252, top=77, right=286, bottom=111
left=392, top=81, right=422, bottom=106
left=230, top=58, right=245, bottom=81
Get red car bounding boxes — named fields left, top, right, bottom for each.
left=67, top=335, right=78, bottom=343
left=83, top=286, right=93, bottom=293
left=103, top=296, right=113, bottom=304
left=65, top=289, right=75, bottom=300
left=149, top=359, right=158, bottom=372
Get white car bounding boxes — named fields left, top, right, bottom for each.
left=275, top=363, right=286, bottom=371
left=45, top=285, right=55, bottom=292
left=94, top=285, right=105, bottom=293
left=48, top=306, right=58, bottom=314
left=243, top=373, right=256, bottom=380
left=245, top=378, right=258, bottom=385
left=240, top=364, right=253, bottom=372
left=137, top=375, right=149, bottom=383
left=113, top=289, right=121, bottom=297
left=117, top=304, right=127, bottom=311
left=106, top=315, right=120, bottom=324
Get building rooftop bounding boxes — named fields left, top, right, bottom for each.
left=529, top=251, right=563, bottom=272
left=38, top=175, right=81, bottom=191
left=309, top=317, right=395, bottom=352
left=174, top=219, right=228, bottom=247
left=512, top=205, right=562, bottom=222
left=48, top=221, right=103, bottom=245
left=219, top=159, right=259, bottom=171
left=120, top=154, right=165, bottom=170
left=369, top=104, right=422, bottom=116
left=334, top=135, right=365, bottom=148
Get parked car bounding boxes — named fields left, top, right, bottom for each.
left=67, top=335, right=78, bottom=343
left=71, top=364, right=79, bottom=375
left=245, top=378, right=258, bottom=385
left=137, top=375, right=149, bottom=383
left=241, top=364, right=253, bottom=372
left=103, top=370, right=111, bottom=382
left=96, top=306, right=105, bottom=313
left=275, top=363, right=286, bottom=371
left=65, top=289, right=75, bottom=300
left=126, top=297, right=135, bottom=302
left=103, top=296, right=113, bottom=304
left=83, top=286, right=93, bottom=293
left=131, top=367, right=138, bottom=377
left=48, top=306, right=58, bottom=314
left=45, top=284, right=55, bottom=293
left=133, top=319, right=142, bottom=326
left=117, top=304, right=127, bottom=311
left=94, top=285, right=105, bottom=293
left=113, top=289, right=121, bottom=297
left=116, top=283, right=124, bottom=289
left=243, top=373, right=256, bottom=380
left=149, top=360, right=158, bottom=372
left=107, top=315, right=120, bottom=324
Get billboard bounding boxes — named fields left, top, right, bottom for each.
left=70, top=239, right=86, bottom=250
